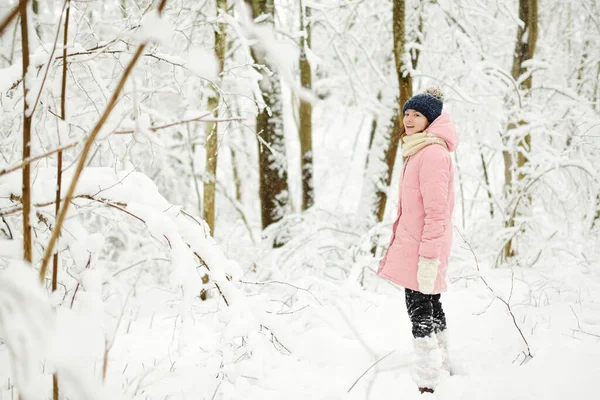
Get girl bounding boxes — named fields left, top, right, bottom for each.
left=377, top=88, right=459, bottom=394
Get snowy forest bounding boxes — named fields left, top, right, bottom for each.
left=1, top=0, right=599, bottom=398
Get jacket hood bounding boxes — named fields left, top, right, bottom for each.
left=425, top=112, right=459, bottom=152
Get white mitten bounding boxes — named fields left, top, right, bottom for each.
left=417, top=257, right=439, bottom=294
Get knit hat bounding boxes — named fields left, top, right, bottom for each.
left=402, top=87, right=444, bottom=124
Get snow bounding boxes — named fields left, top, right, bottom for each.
left=0, top=63, right=21, bottom=93
left=75, top=270, right=597, bottom=400
left=0, top=239, right=23, bottom=259
left=187, top=47, right=220, bottom=80
left=2, top=0, right=600, bottom=399
left=2, top=188, right=600, bottom=399
left=0, top=263, right=52, bottom=400
left=137, top=10, right=174, bottom=45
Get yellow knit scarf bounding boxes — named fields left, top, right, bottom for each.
left=401, top=132, right=448, bottom=157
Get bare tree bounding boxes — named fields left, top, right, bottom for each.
left=19, top=0, right=32, bottom=264
left=52, top=2, right=71, bottom=397
left=360, top=0, right=418, bottom=224
left=203, top=0, right=227, bottom=234
left=245, top=0, right=290, bottom=234
left=298, top=0, right=314, bottom=211
left=503, top=0, right=538, bottom=259
left=375, top=0, right=425, bottom=221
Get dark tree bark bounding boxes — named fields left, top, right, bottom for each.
left=361, top=0, right=416, bottom=224
left=19, top=0, right=32, bottom=264
left=504, top=0, right=538, bottom=259
left=245, top=0, right=290, bottom=232
left=298, top=0, right=314, bottom=211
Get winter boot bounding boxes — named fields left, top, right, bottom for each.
left=412, top=334, right=442, bottom=394
left=436, top=329, right=451, bottom=374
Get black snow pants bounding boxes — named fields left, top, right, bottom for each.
left=405, top=288, right=447, bottom=338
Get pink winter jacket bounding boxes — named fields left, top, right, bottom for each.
left=377, top=113, right=459, bottom=294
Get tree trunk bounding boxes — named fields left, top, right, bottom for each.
left=298, top=1, right=314, bottom=211
left=246, top=0, right=290, bottom=232
left=360, top=0, right=414, bottom=225
left=503, top=0, right=538, bottom=260
left=375, top=0, right=417, bottom=221
left=203, top=0, right=227, bottom=235
left=53, top=2, right=70, bottom=397
left=19, top=0, right=32, bottom=264
left=375, top=113, right=402, bottom=222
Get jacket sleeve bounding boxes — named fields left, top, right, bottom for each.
left=418, top=145, right=450, bottom=260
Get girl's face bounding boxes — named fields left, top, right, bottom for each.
left=403, top=109, right=429, bottom=135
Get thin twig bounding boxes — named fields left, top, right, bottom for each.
left=0, top=6, right=19, bottom=36
left=210, top=379, right=223, bottom=400
left=347, top=350, right=395, bottom=393
left=215, top=180, right=256, bottom=244
left=0, top=141, right=79, bottom=177
left=194, top=251, right=230, bottom=307
left=456, top=228, right=533, bottom=359
left=113, top=113, right=212, bottom=134
left=69, top=253, right=91, bottom=309
left=103, top=269, right=144, bottom=381
left=112, top=258, right=170, bottom=277
left=570, top=306, right=600, bottom=339
left=240, top=279, right=322, bottom=306
left=29, top=0, right=70, bottom=118
left=1, top=193, right=122, bottom=216
left=1, top=217, right=13, bottom=239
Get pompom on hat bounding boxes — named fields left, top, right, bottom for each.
left=402, top=87, right=444, bottom=124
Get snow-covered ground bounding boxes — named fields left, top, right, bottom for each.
left=109, top=264, right=600, bottom=399
left=3, top=252, right=597, bottom=399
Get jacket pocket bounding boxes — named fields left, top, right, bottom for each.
left=399, top=220, right=420, bottom=243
